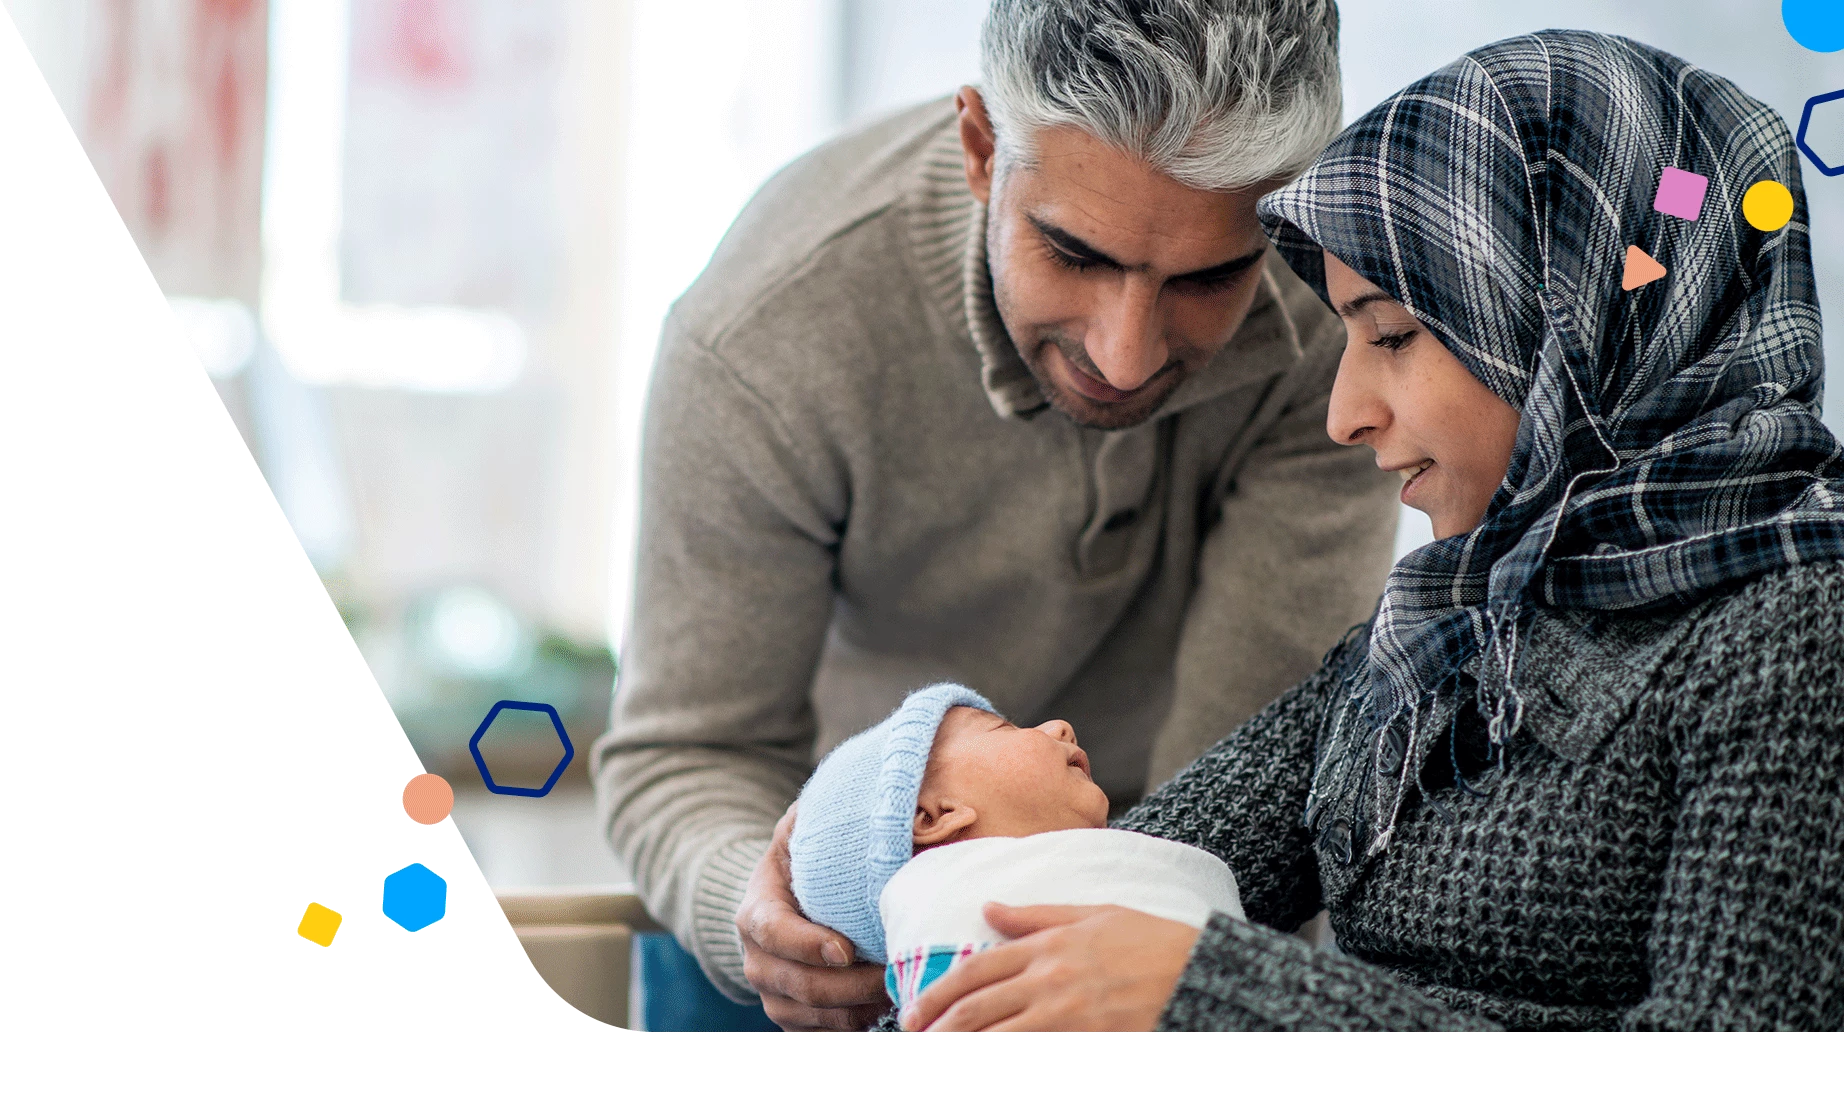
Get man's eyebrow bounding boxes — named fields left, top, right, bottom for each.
left=1170, top=246, right=1267, bottom=285
left=1029, top=214, right=1266, bottom=283
left=1029, top=215, right=1124, bottom=269
left=1336, top=290, right=1397, bottom=318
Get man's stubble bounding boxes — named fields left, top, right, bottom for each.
left=986, top=224, right=1192, bottom=432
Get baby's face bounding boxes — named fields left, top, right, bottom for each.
left=912, top=706, right=1110, bottom=847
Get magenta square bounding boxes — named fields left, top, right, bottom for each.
left=1653, top=166, right=1709, bottom=221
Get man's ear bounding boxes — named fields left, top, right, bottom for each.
left=955, top=85, right=997, bottom=204
left=913, top=796, right=979, bottom=847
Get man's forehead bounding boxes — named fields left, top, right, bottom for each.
left=1006, top=128, right=1269, bottom=264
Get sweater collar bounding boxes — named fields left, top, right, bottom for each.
left=905, top=116, right=1309, bottom=422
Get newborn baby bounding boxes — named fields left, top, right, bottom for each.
left=789, top=683, right=1242, bottom=1014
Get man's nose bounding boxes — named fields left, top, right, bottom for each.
left=1326, top=353, right=1389, bottom=447
left=1086, top=280, right=1168, bottom=392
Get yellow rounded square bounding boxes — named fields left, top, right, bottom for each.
left=297, top=902, right=343, bottom=947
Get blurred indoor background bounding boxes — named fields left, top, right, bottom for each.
left=7, top=0, right=1844, bottom=895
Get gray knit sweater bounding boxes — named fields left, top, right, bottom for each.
left=1117, top=561, right=1844, bottom=1031
left=596, top=100, right=1396, bottom=1001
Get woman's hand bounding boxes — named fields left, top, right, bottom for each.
left=900, top=903, right=1200, bottom=1031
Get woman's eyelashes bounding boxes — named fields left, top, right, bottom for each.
left=1369, top=328, right=1418, bottom=352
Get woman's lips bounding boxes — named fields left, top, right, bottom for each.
left=1398, top=460, right=1435, bottom=505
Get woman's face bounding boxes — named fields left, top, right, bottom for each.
left=1322, top=250, right=1522, bottom=540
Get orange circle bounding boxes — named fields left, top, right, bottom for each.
left=402, top=773, right=454, bottom=824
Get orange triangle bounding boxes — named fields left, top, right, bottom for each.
left=1623, top=245, right=1666, bottom=290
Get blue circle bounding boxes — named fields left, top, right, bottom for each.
left=1786, top=0, right=1844, bottom=52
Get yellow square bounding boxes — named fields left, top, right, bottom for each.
left=298, top=902, right=342, bottom=947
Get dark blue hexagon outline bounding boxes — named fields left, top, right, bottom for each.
left=1797, top=88, right=1844, bottom=177
left=467, top=699, right=575, bottom=798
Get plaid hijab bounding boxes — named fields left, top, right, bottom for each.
left=1258, top=31, right=1844, bottom=855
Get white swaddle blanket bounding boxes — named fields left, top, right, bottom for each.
left=877, top=827, right=1243, bottom=1011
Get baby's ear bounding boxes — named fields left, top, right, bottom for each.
left=913, top=798, right=978, bottom=847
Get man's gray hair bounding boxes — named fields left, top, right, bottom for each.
left=979, top=0, right=1342, bottom=192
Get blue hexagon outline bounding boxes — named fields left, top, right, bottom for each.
left=467, top=699, right=575, bottom=798
left=1796, top=88, right=1844, bottom=177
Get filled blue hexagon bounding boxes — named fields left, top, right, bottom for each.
left=382, top=863, right=447, bottom=932
left=467, top=699, right=575, bottom=798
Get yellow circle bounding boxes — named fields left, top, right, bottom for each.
left=1743, top=180, right=1794, bottom=232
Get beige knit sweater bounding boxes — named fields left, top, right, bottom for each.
left=591, top=99, right=1400, bottom=1000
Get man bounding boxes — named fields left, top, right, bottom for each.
left=593, top=0, right=1397, bottom=1030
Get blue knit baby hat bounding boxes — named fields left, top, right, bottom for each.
left=788, top=682, right=995, bottom=964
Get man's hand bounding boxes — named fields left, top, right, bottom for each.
left=900, top=903, right=1199, bottom=1031
left=736, top=804, right=889, bottom=1030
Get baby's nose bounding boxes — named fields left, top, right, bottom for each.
left=1037, top=718, right=1078, bottom=745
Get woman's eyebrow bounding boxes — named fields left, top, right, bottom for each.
left=1336, top=290, right=1397, bottom=319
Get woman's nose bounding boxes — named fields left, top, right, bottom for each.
left=1326, top=351, right=1390, bottom=447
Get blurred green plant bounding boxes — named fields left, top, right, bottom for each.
left=328, top=575, right=616, bottom=784
left=402, top=633, right=615, bottom=785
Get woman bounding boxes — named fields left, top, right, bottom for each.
left=900, top=30, right=1844, bottom=1031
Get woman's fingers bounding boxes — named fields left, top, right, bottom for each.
left=901, top=944, right=1034, bottom=1029
left=982, top=902, right=1105, bottom=939
left=921, top=977, right=1033, bottom=1032
left=913, top=907, right=1199, bottom=1030
left=986, top=1009, right=1068, bottom=1032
